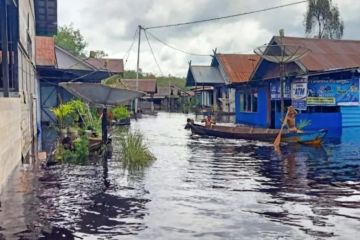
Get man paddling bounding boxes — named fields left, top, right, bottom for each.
left=286, top=106, right=302, bottom=133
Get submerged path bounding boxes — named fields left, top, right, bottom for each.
left=1, top=113, right=360, bottom=239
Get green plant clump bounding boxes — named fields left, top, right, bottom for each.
left=112, top=106, right=130, bottom=120
left=59, top=137, right=89, bottom=164
left=297, top=119, right=312, bottom=130
left=119, top=131, right=156, bottom=172
left=51, top=103, right=74, bottom=129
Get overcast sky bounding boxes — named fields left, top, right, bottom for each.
left=58, top=0, right=360, bottom=77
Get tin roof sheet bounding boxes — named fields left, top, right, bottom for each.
left=276, top=36, right=360, bottom=71
left=35, top=36, right=56, bottom=66
left=120, top=79, right=157, bottom=93
left=217, top=54, right=260, bottom=83
left=86, top=58, right=124, bottom=73
left=189, top=66, right=225, bottom=85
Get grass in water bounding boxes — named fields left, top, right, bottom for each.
left=119, top=131, right=156, bottom=172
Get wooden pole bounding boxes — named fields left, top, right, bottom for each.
left=102, top=108, right=108, bottom=144
left=274, top=107, right=290, bottom=147
left=280, top=62, right=285, bottom=120
left=135, top=25, right=142, bottom=113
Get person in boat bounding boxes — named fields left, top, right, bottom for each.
left=201, top=115, right=215, bottom=127
left=286, top=106, right=302, bottom=133
left=185, top=118, right=194, bottom=130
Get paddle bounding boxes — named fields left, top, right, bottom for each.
left=274, top=107, right=290, bottom=147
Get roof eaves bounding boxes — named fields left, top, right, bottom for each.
left=55, top=45, right=96, bottom=70
left=215, top=54, right=231, bottom=84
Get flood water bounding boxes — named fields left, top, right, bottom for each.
left=1, top=112, right=360, bottom=239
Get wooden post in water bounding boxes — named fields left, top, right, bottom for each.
left=102, top=108, right=108, bottom=144
left=135, top=25, right=142, bottom=114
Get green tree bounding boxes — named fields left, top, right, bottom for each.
left=124, top=70, right=144, bottom=79
left=305, top=0, right=344, bottom=39
left=89, top=50, right=108, bottom=58
left=55, top=24, right=88, bottom=56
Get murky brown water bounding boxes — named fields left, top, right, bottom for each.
left=1, top=112, right=360, bottom=239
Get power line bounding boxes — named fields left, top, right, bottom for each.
left=123, top=28, right=139, bottom=66
left=144, top=30, right=164, bottom=76
left=145, top=0, right=307, bottom=30
left=146, top=30, right=211, bottom=57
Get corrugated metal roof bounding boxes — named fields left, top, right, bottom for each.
left=35, top=36, right=56, bottom=66
left=86, top=58, right=124, bottom=73
left=276, top=36, right=360, bottom=71
left=189, top=66, right=225, bottom=85
left=120, top=79, right=157, bottom=93
left=55, top=46, right=96, bottom=70
left=217, top=54, right=260, bottom=83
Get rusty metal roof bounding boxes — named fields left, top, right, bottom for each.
left=86, top=58, right=124, bottom=73
left=217, top=54, right=260, bottom=83
left=276, top=36, right=360, bottom=72
left=120, top=79, right=157, bottom=94
left=35, top=36, right=56, bottom=66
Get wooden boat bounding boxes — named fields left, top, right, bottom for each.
left=185, top=123, right=327, bottom=145
left=88, top=137, right=103, bottom=152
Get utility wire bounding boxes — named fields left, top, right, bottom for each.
left=145, top=0, right=306, bottom=30
left=123, top=28, right=139, bottom=66
left=146, top=30, right=211, bottom=57
left=144, top=30, right=164, bottom=76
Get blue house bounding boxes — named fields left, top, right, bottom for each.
left=186, top=54, right=260, bottom=114
left=235, top=36, right=360, bottom=132
left=186, top=64, right=225, bottom=111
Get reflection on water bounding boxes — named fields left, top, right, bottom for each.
left=1, top=112, right=360, bottom=239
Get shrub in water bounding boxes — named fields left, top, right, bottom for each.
left=112, top=106, right=130, bottom=120
left=57, top=137, right=89, bottom=164
left=297, top=119, right=312, bottom=130
left=119, top=131, right=156, bottom=172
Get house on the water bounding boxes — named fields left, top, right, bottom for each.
left=211, top=53, right=260, bottom=113
left=186, top=65, right=224, bottom=111
left=36, top=36, right=124, bottom=124
left=235, top=36, right=360, bottom=133
left=120, top=79, right=157, bottom=112
left=152, top=85, right=192, bottom=112
left=186, top=53, right=260, bottom=114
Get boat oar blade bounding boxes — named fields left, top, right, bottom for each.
left=274, top=132, right=282, bottom=146
left=273, top=108, right=290, bottom=147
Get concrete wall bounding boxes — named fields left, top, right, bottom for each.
left=17, top=0, right=38, bottom=156
left=0, top=0, right=38, bottom=190
left=0, top=98, right=22, bottom=191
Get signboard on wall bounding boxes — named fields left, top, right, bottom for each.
left=307, top=78, right=360, bottom=106
left=291, top=78, right=308, bottom=110
left=270, top=80, right=291, bottom=100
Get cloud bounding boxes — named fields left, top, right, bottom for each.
left=58, top=0, right=360, bottom=77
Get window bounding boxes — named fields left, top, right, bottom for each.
left=239, top=89, right=258, bottom=112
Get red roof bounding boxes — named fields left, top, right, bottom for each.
left=217, top=54, right=260, bottom=83
left=120, top=79, right=157, bottom=94
left=277, top=36, right=360, bottom=71
left=86, top=58, right=124, bottom=73
left=35, top=36, right=56, bottom=66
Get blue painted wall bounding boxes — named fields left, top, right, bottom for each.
left=274, top=112, right=342, bottom=129
left=235, top=85, right=269, bottom=128
left=274, top=111, right=342, bottom=138
left=341, top=106, right=360, bottom=127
